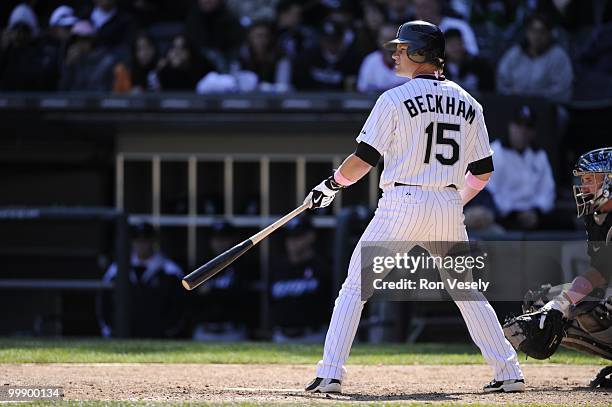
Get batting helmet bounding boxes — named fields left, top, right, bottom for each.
left=384, top=20, right=445, bottom=64
left=573, top=147, right=612, bottom=217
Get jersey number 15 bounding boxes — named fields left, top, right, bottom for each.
left=424, top=122, right=459, bottom=166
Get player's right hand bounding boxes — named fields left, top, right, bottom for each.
left=305, top=175, right=344, bottom=209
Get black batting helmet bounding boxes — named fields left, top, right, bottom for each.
left=384, top=20, right=445, bottom=64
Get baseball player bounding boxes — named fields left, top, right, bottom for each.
left=503, top=147, right=611, bottom=386
left=543, top=147, right=612, bottom=316
left=535, top=148, right=612, bottom=317
left=303, top=20, right=524, bottom=393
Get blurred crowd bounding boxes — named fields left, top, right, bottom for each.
left=1, top=0, right=611, bottom=98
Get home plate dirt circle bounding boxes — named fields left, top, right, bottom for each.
left=3, top=363, right=611, bottom=404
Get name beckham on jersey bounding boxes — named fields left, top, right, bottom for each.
left=403, top=94, right=476, bottom=124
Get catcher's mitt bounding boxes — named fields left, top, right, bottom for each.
left=503, top=308, right=567, bottom=360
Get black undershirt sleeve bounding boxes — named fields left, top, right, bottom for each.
left=354, top=142, right=382, bottom=167
left=467, top=155, right=494, bottom=175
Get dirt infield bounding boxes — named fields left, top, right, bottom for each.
left=3, top=363, right=611, bottom=404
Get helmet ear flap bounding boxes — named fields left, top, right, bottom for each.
left=407, top=49, right=427, bottom=63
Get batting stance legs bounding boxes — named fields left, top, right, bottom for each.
left=315, top=187, right=523, bottom=384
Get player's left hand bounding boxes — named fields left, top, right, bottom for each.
left=305, top=175, right=344, bottom=209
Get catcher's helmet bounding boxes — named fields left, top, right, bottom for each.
left=384, top=20, right=445, bottom=64
left=573, top=147, right=612, bottom=217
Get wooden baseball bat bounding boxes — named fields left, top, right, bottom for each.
left=182, top=202, right=310, bottom=290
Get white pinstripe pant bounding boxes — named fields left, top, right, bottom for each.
left=316, top=185, right=523, bottom=382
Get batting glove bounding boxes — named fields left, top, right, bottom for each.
left=306, top=175, right=344, bottom=209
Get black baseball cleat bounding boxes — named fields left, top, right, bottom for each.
left=483, top=379, right=526, bottom=393
left=590, top=366, right=612, bottom=388
left=304, top=377, right=342, bottom=393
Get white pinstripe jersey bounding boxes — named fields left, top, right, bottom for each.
left=356, top=76, right=492, bottom=190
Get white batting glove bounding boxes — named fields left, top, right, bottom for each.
left=305, top=175, right=344, bottom=209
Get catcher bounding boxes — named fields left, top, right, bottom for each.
left=503, top=147, right=612, bottom=388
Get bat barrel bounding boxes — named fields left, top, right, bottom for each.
left=182, top=203, right=309, bottom=291
left=182, top=239, right=254, bottom=290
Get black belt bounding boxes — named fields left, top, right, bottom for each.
left=394, top=182, right=457, bottom=190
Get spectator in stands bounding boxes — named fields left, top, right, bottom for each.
left=90, top=0, right=134, bottom=53
left=58, top=20, right=118, bottom=91
left=7, top=1, right=39, bottom=37
left=275, top=0, right=316, bottom=60
left=469, top=0, right=533, bottom=36
left=357, top=23, right=409, bottom=92
left=413, top=0, right=479, bottom=55
left=292, top=18, right=360, bottom=91
left=33, top=6, right=78, bottom=91
left=443, top=28, right=493, bottom=93
left=129, top=32, right=159, bottom=91
left=120, top=0, right=191, bottom=27
left=156, top=34, right=213, bottom=91
left=573, top=24, right=612, bottom=99
left=226, top=0, right=277, bottom=25
left=97, top=223, right=186, bottom=338
left=536, top=0, right=611, bottom=31
left=384, top=0, right=414, bottom=24
left=353, top=0, right=385, bottom=59
left=0, top=17, right=37, bottom=90
left=238, top=19, right=291, bottom=92
left=0, top=3, right=72, bottom=91
left=271, top=214, right=331, bottom=343
left=185, top=0, right=243, bottom=72
left=299, top=0, right=355, bottom=28
left=48, top=5, right=77, bottom=42
left=325, top=4, right=361, bottom=55
left=486, top=105, right=556, bottom=230
left=463, top=189, right=505, bottom=235
left=496, top=14, right=573, bottom=102
left=192, top=220, right=256, bottom=341
left=466, top=0, right=534, bottom=62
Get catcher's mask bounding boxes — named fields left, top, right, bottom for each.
left=573, top=147, right=612, bottom=217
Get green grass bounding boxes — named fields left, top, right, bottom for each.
left=0, top=339, right=606, bottom=365
left=19, top=401, right=604, bottom=407
left=18, top=403, right=603, bottom=407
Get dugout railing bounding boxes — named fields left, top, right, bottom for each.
left=116, top=152, right=381, bottom=331
left=0, top=207, right=131, bottom=337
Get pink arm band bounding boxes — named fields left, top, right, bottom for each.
left=465, top=171, right=488, bottom=190
left=334, top=169, right=355, bottom=186
left=565, top=276, right=593, bottom=304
